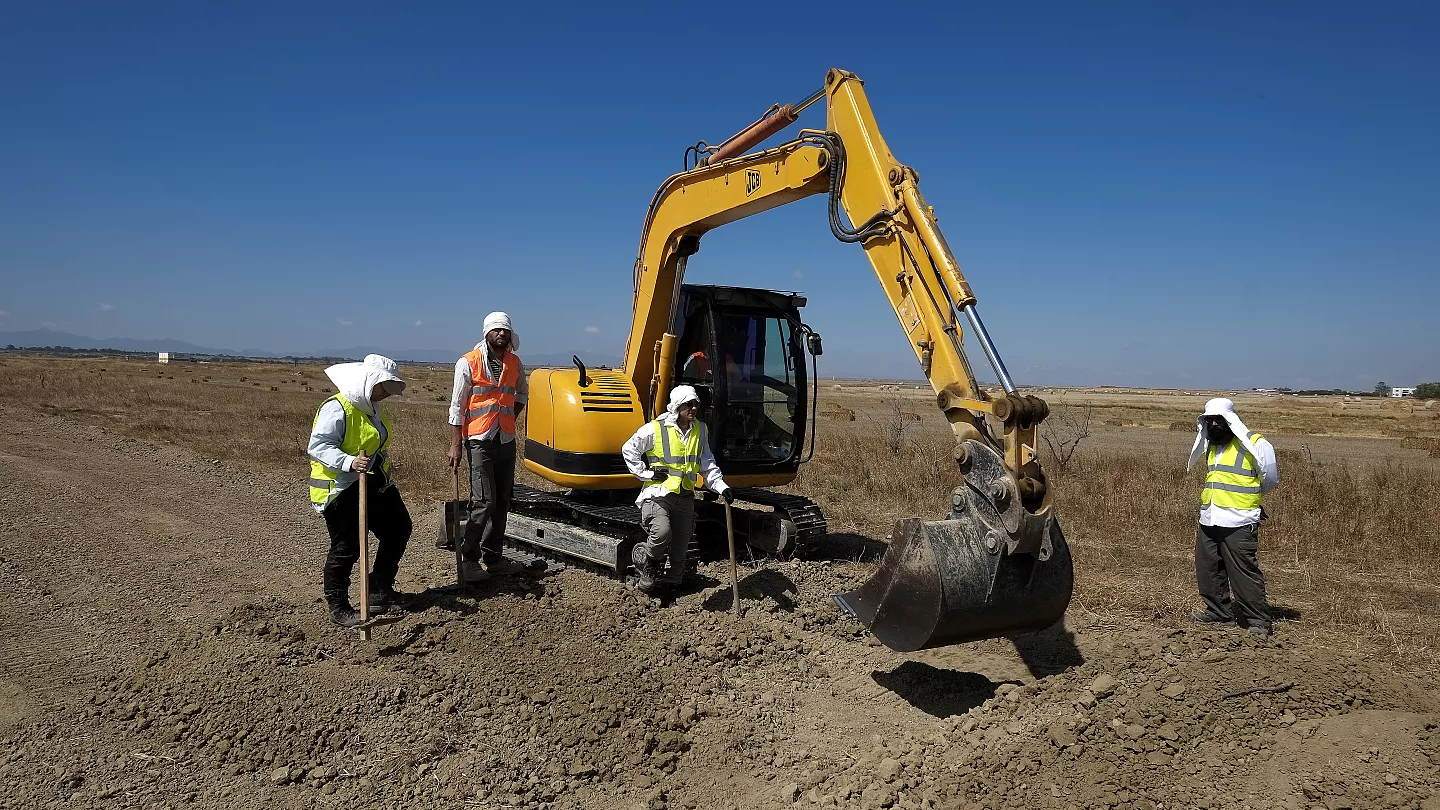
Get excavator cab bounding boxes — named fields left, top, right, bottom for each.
left=670, top=284, right=811, bottom=479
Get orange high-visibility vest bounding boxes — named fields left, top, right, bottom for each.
left=463, top=349, right=520, bottom=439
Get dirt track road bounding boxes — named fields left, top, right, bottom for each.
left=2, top=404, right=1438, bottom=810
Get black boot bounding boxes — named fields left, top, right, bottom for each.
left=633, top=557, right=662, bottom=594
left=329, top=603, right=364, bottom=628
left=326, top=590, right=363, bottom=628
left=368, top=583, right=410, bottom=613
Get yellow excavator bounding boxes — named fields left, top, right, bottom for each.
left=507, top=68, right=1072, bottom=651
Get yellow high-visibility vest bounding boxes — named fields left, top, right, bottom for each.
left=1201, top=432, right=1264, bottom=511
left=644, top=419, right=705, bottom=495
left=308, top=395, right=394, bottom=508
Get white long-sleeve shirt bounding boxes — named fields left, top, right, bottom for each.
left=307, top=398, right=392, bottom=513
left=447, top=344, right=528, bottom=442
left=1200, top=435, right=1279, bottom=528
left=621, top=413, right=730, bottom=505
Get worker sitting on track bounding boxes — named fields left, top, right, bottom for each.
left=447, top=311, right=529, bottom=582
left=308, top=354, right=413, bottom=628
left=620, top=385, right=732, bottom=594
left=1186, top=397, right=1280, bottom=637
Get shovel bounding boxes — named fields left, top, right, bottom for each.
left=354, top=457, right=403, bottom=639
left=435, top=465, right=468, bottom=593
left=724, top=501, right=740, bottom=616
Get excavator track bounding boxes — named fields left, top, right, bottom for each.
left=500, top=484, right=825, bottom=579
left=730, top=488, right=828, bottom=545
left=506, top=484, right=698, bottom=581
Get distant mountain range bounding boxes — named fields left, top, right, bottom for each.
left=0, top=329, right=621, bottom=368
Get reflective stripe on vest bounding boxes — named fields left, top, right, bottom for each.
left=1201, top=433, right=1263, bottom=510
left=309, top=395, right=394, bottom=508
left=464, top=349, right=520, bottom=438
left=644, top=419, right=705, bottom=494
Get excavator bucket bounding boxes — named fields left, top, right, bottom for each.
left=834, top=441, right=1074, bottom=651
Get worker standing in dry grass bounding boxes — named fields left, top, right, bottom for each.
left=1186, top=397, right=1280, bottom=636
left=447, top=312, right=527, bottom=583
left=621, top=385, right=732, bottom=595
left=307, top=354, right=413, bottom=628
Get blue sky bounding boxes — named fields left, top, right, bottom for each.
left=1, top=2, right=1436, bottom=389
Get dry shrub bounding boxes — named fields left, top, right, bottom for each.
left=1400, top=436, right=1440, bottom=451
left=1169, top=420, right=1193, bottom=431
left=1104, top=418, right=1126, bottom=427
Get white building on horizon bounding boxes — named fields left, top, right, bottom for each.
left=1390, top=386, right=1416, bottom=398
left=158, top=352, right=177, bottom=364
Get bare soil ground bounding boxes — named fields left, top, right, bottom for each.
left=2, top=356, right=1438, bottom=810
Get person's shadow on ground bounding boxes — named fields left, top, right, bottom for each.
left=699, top=569, right=799, bottom=613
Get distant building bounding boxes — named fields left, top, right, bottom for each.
left=1390, top=387, right=1416, bottom=398
left=158, top=352, right=176, bottom=364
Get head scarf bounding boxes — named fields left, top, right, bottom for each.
left=1186, top=397, right=1258, bottom=472
left=667, top=385, right=700, bottom=417
left=323, top=354, right=405, bottom=416
left=480, top=311, right=520, bottom=352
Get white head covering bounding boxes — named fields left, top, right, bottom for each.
left=667, top=385, right=700, bottom=417
left=324, top=354, right=405, bottom=416
left=1186, top=397, right=1258, bottom=472
left=480, top=311, right=520, bottom=352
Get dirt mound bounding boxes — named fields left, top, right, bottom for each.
left=773, top=628, right=1440, bottom=810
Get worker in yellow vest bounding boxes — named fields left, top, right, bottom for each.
left=307, top=354, right=413, bottom=628
left=620, top=385, right=732, bottom=594
left=446, top=311, right=529, bottom=582
left=1185, top=397, right=1280, bottom=636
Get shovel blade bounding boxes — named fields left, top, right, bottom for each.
left=438, top=499, right=468, bottom=549
left=834, top=514, right=1073, bottom=652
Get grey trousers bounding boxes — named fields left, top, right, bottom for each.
left=464, top=438, right=515, bottom=565
left=1195, top=522, right=1270, bottom=629
left=636, top=494, right=695, bottom=585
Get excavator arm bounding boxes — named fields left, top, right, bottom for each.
left=625, top=68, right=1072, bottom=649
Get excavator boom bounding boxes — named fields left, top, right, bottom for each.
left=618, top=69, right=1073, bottom=649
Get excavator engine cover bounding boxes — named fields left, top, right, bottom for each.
left=834, top=441, right=1073, bottom=651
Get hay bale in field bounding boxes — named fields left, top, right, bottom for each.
left=1169, top=420, right=1193, bottom=431
left=269, top=386, right=278, bottom=392
left=823, top=407, right=856, bottom=422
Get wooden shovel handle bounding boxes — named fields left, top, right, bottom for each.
left=725, top=503, right=739, bottom=616
left=357, top=457, right=371, bottom=641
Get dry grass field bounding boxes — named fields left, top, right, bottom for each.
left=2, top=352, right=1438, bottom=675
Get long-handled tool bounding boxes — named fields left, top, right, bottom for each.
left=724, top=501, right=740, bottom=616
left=436, top=463, right=469, bottom=593
left=451, top=466, right=464, bottom=589
left=358, top=463, right=372, bottom=641
left=353, top=454, right=403, bottom=637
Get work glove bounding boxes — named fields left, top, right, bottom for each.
left=719, top=488, right=734, bottom=504
left=646, top=467, right=669, bottom=483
